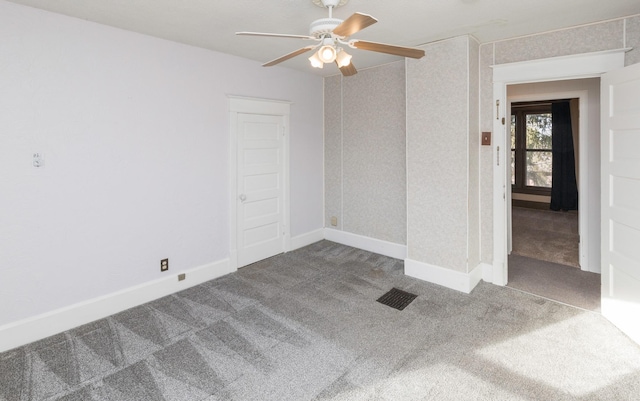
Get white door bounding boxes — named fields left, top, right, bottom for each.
left=236, top=112, right=286, bottom=267
left=601, top=62, right=640, bottom=345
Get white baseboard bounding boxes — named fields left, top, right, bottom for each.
left=229, top=250, right=238, bottom=270
left=290, top=229, right=324, bottom=251
left=324, top=228, right=407, bottom=260
left=492, top=259, right=507, bottom=286
left=0, top=258, right=234, bottom=353
left=404, top=259, right=483, bottom=294
left=480, top=262, right=493, bottom=283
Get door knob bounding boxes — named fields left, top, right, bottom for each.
left=239, top=194, right=247, bottom=202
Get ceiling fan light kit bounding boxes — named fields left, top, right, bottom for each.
left=308, top=52, right=324, bottom=68
left=237, top=0, right=425, bottom=76
left=335, top=48, right=352, bottom=68
left=318, top=38, right=337, bottom=63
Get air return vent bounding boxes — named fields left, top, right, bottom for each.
left=376, top=288, right=417, bottom=311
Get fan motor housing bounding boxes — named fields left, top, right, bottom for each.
left=310, top=18, right=342, bottom=37
left=312, top=0, right=349, bottom=8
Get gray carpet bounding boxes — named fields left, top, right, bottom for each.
left=2, top=240, right=640, bottom=401
left=508, top=254, right=601, bottom=312
left=512, top=207, right=579, bottom=268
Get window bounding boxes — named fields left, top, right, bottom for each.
left=511, top=102, right=553, bottom=195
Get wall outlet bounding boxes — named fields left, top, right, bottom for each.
left=331, top=216, right=338, bottom=226
left=160, top=258, right=169, bottom=272
left=178, top=273, right=186, bottom=281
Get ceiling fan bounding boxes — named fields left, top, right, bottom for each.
left=236, top=0, right=425, bottom=76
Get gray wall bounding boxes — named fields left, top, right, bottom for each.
left=0, top=1, right=324, bottom=326
left=324, top=61, right=407, bottom=244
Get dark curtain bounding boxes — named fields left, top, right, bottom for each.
left=550, top=101, right=578, bottom=211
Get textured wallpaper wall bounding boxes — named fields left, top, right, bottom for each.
left=494, top=20, right=624, bottom=64
left=323, top=14, right=640, bottom=277
left=479, top=44, right=494, bottom=263
left=324, top=61, right=407, bottom=245
left=478, top=14, right=640, bottom=265
left=324, top=75, right=343, bottom=231
left=467, top=39, right=481, bottom=270
left=406, top=36, right=476, bottom=272
left=628, top=16, right=640, bottom=66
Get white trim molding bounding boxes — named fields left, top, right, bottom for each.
left=508, top=90, right=594, bottom=273
left=491, top=48, right=628, bottom=286
left=324, top=228, right=407, bottom=260
left=480, top=262, right=494, bottom=283
left=0, top=259, right=234, bottom=353
left=290, top=229, right=325, bottom=251
left=405, top=259, right=483, bottom=294
left=491, top=48, right=631, bottom=83
left=228, top=95, right=291, bottom=268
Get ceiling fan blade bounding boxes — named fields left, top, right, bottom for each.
left=332, top=12, right=378, bottom=37
left=351, top=40, right=425, bottom=59
left=263, top=46, right=316, bottom=67
left=336, top=61, right=357, bottom=76
left=236, top=31, right=316, bottom=40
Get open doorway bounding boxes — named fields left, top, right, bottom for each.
left=491, top=49, right=626, bottom=287
left=504, top=81, right=599, bottom=271
left=504, top=81, right=600, bottom=310
left=509, top=97, right=579, bottom=268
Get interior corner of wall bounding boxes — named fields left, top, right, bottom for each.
left=325, top=228, right=407, bottom=260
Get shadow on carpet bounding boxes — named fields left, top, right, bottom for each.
left=508, top=254, right=600, bottom=312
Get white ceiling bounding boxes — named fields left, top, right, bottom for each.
left=7, top=0, right=640, bottom=76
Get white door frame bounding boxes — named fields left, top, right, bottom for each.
left=601, top=62, right=640, bottom=344
left=507, top=90, right=589, bottom=270
left=228, top=96, right=291, bottom=269
left=491, top=49, right=628, bottom=286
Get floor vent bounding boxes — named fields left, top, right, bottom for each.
left=377, top=288, right=417, bottom=311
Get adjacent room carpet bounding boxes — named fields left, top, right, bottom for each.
left=508, top=254, right=600, bottom=312
left=2, top=241, right=639, bottom=401
left=511, top=206, right=579, bottom=268
left=509, top=206, right=598, bottom=311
